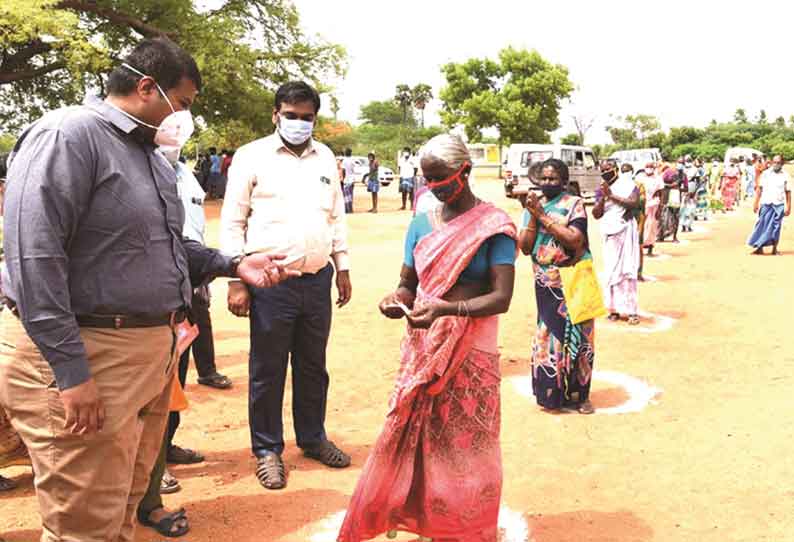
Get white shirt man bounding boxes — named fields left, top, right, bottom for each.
left=399, top=153, right=415, bottom=180
left=219, top=81, right=352, bottom=490
left=221, top=134, right=350, bottom=273
left=749, top=157, right=791, bottom=254
left=174, top=160, right=206, bottom=243
left=758, top=167, right=790, bottom=206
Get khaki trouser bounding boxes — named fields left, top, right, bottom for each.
left=0, top=310, right=176, bottom=542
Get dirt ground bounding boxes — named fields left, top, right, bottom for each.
left=2, top=178, right=794, bottom=542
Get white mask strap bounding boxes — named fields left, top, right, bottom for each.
left=122, top=63, right=175, bottom=113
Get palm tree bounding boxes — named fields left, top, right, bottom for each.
left=412, top=84, right=433, bottom=128
left=330, top=95, right=340, bottom=120
left=394, top=84, right=413, bottom=125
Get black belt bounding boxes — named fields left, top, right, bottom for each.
left=3, top=298, right=186, bottom=329
left=75, top=311, right=187, bottom=329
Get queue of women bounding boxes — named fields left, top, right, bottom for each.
left=1, top=130, right=788, bottom=542
left=339, top=137, right=791, bottom=541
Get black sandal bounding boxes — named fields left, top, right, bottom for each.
left=197, top=372, right=232, bottom=389
left=303, top=439, right=351, bottom=469
left=138, top=507, right=189, bottom=538
left=607, top=313, right=620, bottom=322
left=256, top=452, right=287, bottom=490
left=167, top=445, right=205, bottom=465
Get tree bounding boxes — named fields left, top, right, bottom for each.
left=757, top=109, right=768, bottom=124
left=572, top=114, right=595, bottom=145
left=412, top=83, right=433, bottom=128
left=394, top=84, right=413, bottom=125
left=734, top=108, right=748, bottom=123
left=330, top=95, right=340, bottom=121
left=560, top=133, right=583, bottom=145
left=359, top=100, right=408, bottom=126
left=0, top=0, right=347, bottom=133
left=606, top=114, right=662, bottom=149
left=439, top=47, right=574, bottom=175
left=313, top=118, right=354, bottom=155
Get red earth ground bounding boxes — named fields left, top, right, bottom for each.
left=2, top=178, right=793, bottom=541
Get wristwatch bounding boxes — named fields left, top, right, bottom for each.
left=229, top=254, right=244, bottom=277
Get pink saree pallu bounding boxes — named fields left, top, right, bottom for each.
left=338, top=204, right=516, bottom=542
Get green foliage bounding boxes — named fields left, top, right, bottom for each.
left=439, top=47, right=574, bottom=145
left=561, top=133, right=583, bottom=145
left=394, top=84, right=413, bottom=125
left=0, top=0, right=347, bottom=135
left=770, top=141, right=794, bottom=160
left=412, top=83, right=433, bottom=128
left=606, top=114, right=664, bottom=149
left=359, top=100, right=409, bottom=126
left=610, top=111, right=794, bottom=161
left=354, top=124, right=443, bottom=169
left=0, top=133, right=16, bottom=153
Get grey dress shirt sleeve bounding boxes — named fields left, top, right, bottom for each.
left=182, top=238, right=234, bottom=287
left=4, top=128, right=95, bottom=391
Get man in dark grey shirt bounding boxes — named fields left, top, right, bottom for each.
left=0, top=38, right=293, bottom=542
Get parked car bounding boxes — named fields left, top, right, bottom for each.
left=503, top=144, right=600, bottom=200
left=609, top=148, right=662, bottom=173
left=724, top=146, right=763, bottom=164
left=337, top=155, right=394, bottom=187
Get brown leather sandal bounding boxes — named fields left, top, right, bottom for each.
left=256, top=452, right=287, bottom=490
left=303, top=439, right=351, bottom=468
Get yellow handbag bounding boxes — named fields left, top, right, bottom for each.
left=559, top=258, right=608, bottom=324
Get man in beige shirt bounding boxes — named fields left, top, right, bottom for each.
left=220, top=81, right=352, bottom=490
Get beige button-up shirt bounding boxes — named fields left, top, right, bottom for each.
left=220, top=133, right=350, bottom=274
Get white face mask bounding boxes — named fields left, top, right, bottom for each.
left=278, top=115, right=313, bottom=146
left=109, top=63, right=195, bottom=151
left=645, top=168, right=654, bottom=175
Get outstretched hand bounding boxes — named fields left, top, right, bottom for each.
left=236, top=254, right=301, bottom=289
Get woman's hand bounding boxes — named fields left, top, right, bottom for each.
left=378, top=290, right=415, bottom=319
left=406, top=300, right=445, bottom=329
left=600, top=180, right=612, bottom=199
left=525, top=192, right=545, bottom=218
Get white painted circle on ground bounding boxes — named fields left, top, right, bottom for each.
left=590, top=370, right=662, bottom=415
left=508, top=371, right=661, bottom=416
left=309, top=505, right=531, bottom=542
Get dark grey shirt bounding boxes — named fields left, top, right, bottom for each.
left=3, top=98, right=232, bottom=391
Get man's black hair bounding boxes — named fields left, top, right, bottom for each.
left=107, top=37, right=202, bottom=96
left=274, top=81, right=321, bottom=114
left=344, top=148, right=352, bottom=156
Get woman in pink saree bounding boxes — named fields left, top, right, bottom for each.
left=721, top=158, right=741, bottom=211
left=338, top=134, right=517, bottom=542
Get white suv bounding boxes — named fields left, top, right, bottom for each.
left=338, top=156, right=394, bottom=186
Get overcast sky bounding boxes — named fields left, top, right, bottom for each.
left=292, top=0, right=791, bottom=144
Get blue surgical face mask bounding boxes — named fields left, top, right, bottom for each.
left=278, top=115, right=313, bottom=146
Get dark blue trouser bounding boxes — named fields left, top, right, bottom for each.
left=248, top=264, right=333, bottom=457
